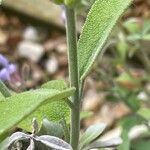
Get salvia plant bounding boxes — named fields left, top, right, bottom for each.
left=0, top=0, right=133, bottom=150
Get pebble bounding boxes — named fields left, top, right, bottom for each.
left=138, top=91, right=148, bottom=101
left=18, top=41, right=44, bottom=62
left=32, top=65, right=44, bottom=81
left=83, top=102, right=130, bottom=128
left=82, top=89, right=104, bottom=112
left=23, top=26, right=38, bottom=42
left=56, top=43, right=67, bottom=54
left=44, top=39, right=56, bottom=52
left=129, top=124, right=148, bottom=139
left=0, top=14, right=9, bottom=26
left=98, top=102, right=130, bottom=125
left=45, top=55, right=59, bottom=74
left=57, top=54, right=68, bottom=67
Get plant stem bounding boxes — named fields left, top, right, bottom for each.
left=65, top=6, right=80, bottom=150
left=0, top=80, right=11, bottom=97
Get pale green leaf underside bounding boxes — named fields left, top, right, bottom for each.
left=79, top=123, right=106, bottom=149
left=78, top=0, right=133, bottom=80
left=0, top=88, right=74, bottom=140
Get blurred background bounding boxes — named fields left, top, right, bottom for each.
left=0, top=0, right=150, bottom=149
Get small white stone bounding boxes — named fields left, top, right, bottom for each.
left=23, top=26, right=38, bottom=41
left=129, top=125, right=148, bottom=139
left=45, top=56, right=59, bottom=74
left=18, top=41, right=44, bottom=62
left=137, top=92, right=148, bottom=101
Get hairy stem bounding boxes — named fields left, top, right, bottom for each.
left=65, top=6, right=80, bottom=150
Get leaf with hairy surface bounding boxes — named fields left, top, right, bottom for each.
left=0, top=87, right=74, bottom=141
left=78, top=0, right=133, bottom=80
left=19, top=80, right=71, bottom=131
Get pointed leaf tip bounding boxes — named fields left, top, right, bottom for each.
left=79, top=123, right=106, bottom=149
left=78, top=0, right=133, bottom=80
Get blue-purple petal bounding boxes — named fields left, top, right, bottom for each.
left=7, top=64, right=17, bottom=74
left=0, top=68, right=11, bottom=81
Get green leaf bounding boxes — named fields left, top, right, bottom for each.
left=117, top=40, right=128, bottom=61
left=0, top=88, right=74, bottom=141
left=83, top=137, right=122, bottom=150
left=79, top=123, right=106, bottom=149
left=19, top=98, right=70, bottom=131
left=131, top=140, right=150, bottom=150
left=80, top=111, right=93, bottom=120
left=0, top=92, right=5, bottom=101
left=118, top=130, right=130, bottom=150
left=78, top=0, right=133, bottom=80
left=116, top=72, right=133, bottom=83
left=19, top=80, right=71, bottom=131
left=38, top=118, right=64, bottom=138
left=142, top=34, right=150, bottom=40
left=123, top=18, right=141, bottom=33
left=137, top=108, right=150, bottom=120
left=120, top=115, right=144, bottom=131
left=127, top=34, right=142, bottom=41
left=125, top=95, right=140, bottom=112
left=60, top=118, right=70, bottom=143
left=41, top=80, right=66, bottom=90
left=142, top=20, right=150, bottom=35
left=118, top=115, right=144, bottom=150
left=0, top=137, right=8, bottom=150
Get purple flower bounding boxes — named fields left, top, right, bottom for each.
left=7, top=64, right=17, bottom=75
left=0, top=54, right=17, bottom=82
left=0, top=54, right=9, bottom=67
left=0, top=68, right=11, bottom=81
left=0, top=64, right=17, bottom=81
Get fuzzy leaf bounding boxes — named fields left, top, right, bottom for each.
left=83, top=137, right=122, bottom=150
left=78, top=0, right=133, bottom=80
left=79, top=123, right=106, bottom=149
left=8, top=132, right=72, bottom=150
left=137, top=108, right=150, bottom=120
left=0, top=137, right=9, bottom=150
left=0, top=88, right=74, bottom=140
left=38, top=118, right=64, bottom=138
left=41, top=80, right=66, bottom=90
left=0, top=92, right=5, bottom=101
left=19, top=80, right=71, bottom=131
left=131, top=140, right=150, bottom=150
left=20, top=100, right=70, bottom=131
left=118, top=116, right=144, bottom=150
left=36, top=135, right=72, bottom=150
left=123, top=18, right=141, bottom=33
left=8, top=132, right=30, bottom=148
